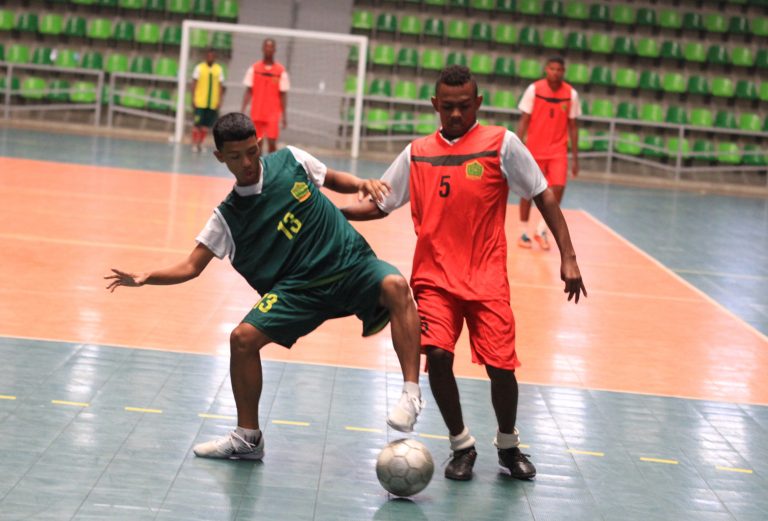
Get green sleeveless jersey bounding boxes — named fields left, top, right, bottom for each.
left=216, top=148, right=375, bottom=294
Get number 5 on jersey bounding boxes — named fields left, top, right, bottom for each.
left=277, top=211, right=302, bottom=240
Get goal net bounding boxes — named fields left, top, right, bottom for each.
left=175, top=20, right=368, bottom=158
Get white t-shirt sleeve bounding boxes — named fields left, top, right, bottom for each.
left=279, top=71, right=290, bottom=92
left=286, top=146, right=327, bottom=187
left=377, top=145, right=412, bottom=214
left=500, top=131, right=548, bottom=200
left=192, top=64, right=202, bottom=80
left=196, top=210, right=234, bottom=260
left=517, top=84, right=536, bottom=114
left=219, top=68, right=225, bottom=82
left=242, top=66, right=253, bottom=87
left=570, top=88, right=581, bottom=119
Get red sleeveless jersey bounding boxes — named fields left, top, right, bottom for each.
left=409, top=125, right=510, bottom=300
left=525, top=79, right=573, bottom=159
left=249, top=60, right=284, bottom=123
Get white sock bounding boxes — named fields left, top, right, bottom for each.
left=493, top=427, right=520, bottom=449
left=235, top=426, right=261, bottom=444
left=449, top=426, right=476, bottom=451
left=536, top=219, right=548, bottom=236
left=403, top=381, right=421, bottom=397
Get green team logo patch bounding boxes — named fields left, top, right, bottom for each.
left=290, top=182, right=312, bottom=202
left=465, top=160, right=484, bottom=179
left=561, top=103, right=569, bottom=112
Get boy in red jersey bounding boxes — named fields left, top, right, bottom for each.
left=517, top=56, right=581, bottom=250
left=343, top=66, right=586, bottom=481
left=241, top=38, right=290, bottom=153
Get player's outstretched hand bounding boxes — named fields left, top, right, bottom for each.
left=105, top=269, right=148, bottom=292
left=358, top=179, right=391, bottom=203
left=561, top=258, right=587, bottom=304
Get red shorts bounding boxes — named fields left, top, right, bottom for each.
left=254, top=119, right=280, bottom=141
left=535, top=155, right=568, bottom=187
left=415, top=286, right=520, bottom=370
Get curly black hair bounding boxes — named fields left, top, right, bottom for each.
left=212, top=113, right=256, bottom=150
left=434, top=65, right=478, bottom=97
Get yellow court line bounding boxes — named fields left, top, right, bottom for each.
left=519, top=444, right=530, bottom=449
left=568, top=449, right=605, bottom=457
left=51, top=400, right=89, bottom=407
left=198, top=413, right=237, bottom=420
left=640, top=457, right=678, bottom=465
left=345, top=426, right=383, bottom=433
left=272, top=420, right=310, bottom=427
left=716, top=466, right=753, bottom=474
left=125, top=407, right=163, bottom=414
left=0, top=395, right=17, bottom=400
left=417, top=433, right=449, bottom=440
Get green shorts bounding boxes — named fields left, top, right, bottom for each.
left=194, top=108, right=218, bottom=128
left=242, top=258, right=401, bottom=348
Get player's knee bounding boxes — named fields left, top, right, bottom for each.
left=230, top=323, right=264, bottom=355
left=380, top=275, right=412, bottom=307
left=486, top=364, right=516, bottom=384
left=426, top=346, right=453, bottom=370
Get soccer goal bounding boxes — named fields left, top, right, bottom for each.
left=175, top=20, right=368, bottom=158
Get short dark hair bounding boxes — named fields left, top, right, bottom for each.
left=213, top=113, right=256, bottom=150
left=435, top=65, right=478, bottom=97
left=263, top=38, right=275, bottom=46
left=546, top=56, right=565, bottom=66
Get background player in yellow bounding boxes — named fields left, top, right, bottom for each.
left=191, top=49, right=226, bottom=152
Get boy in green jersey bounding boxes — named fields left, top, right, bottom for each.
left=105, top=113, right=424, bottom=460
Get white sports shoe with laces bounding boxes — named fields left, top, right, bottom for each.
left=387, top=391, right=425, bottom=433
left=193, top=431, right=264, bottom=460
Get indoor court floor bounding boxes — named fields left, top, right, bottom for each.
left=0, top=127, right=766, bottom=520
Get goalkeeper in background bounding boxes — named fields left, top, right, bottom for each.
left=191, top=49, right=226, bottom=152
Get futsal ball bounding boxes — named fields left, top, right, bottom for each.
left=376, top=438, right=434, bottom=497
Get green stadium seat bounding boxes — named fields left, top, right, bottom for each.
left=760, top=82, right=768, bottom=102
left=343, top=75, right=356, bottom=95
left=666, top=138, right=690, bottom=160
left=665, top=106, right=687, bottom=125
left=577, top=129, right=592, bottom=151
left=690, top=108, right=713, bottom=127
left=368, top=78, right=392, bottom=97
left=756, top=49, right=768, bottom=70
left=592, top=131, right=609, bottom=152
left=714, top=110, right=736, bottom=129
left=580, top=99, right=589, bottom=115
left=590, top=98, right=613, bottom=118
left=136, top=23, right=161, bottom=45
left=614, top=68, right=638, bottom=89
left=470, top=53, right=493, bottom=75
left=683, top=42, right=706, bottom=63
left=491, top=90, right=516, bottom=109
left=47, top=79, right=70, bottom=103
left=728, top=15, right=749, bottom=36
left=519, top=26, right=540, bottom=47
left=638, top=70, right=660, bottom=91
left=518, top=0, right=542, bottom=15
left=148, top=88, right=172, bottom=111
left=639, top=103, right=663, bottom=122
left=418, top=84, right=432, bottom=101
left=6, top=44, right=30, bottom=64
left=0, top=44, right=3, bottom=62
left=471, top=22, right=492, bottom=45
left=662, top=73, right=685, bottom=93
left=416, top=113, right=436, bottom=134
left=635, top=8, right=655, bottom=27
left=192, top=0, right=214, bottom=17
left=32, top=47, right=54, bottom=66
left=471, top=0, right=495, bottom=11
left=71, top=81, right=97, bottom=104
left=87, top=19, right=112, bottom=40
left=392, top=111, right=414, bottom=134
left=98, top=0, right=119, bottom=7
left=493, top=56, right=515, bottom=78
left=692, top=140, right=715, bottom=162
left=120, top=85, right=147, bottom=109
left=0, top=10, right=14, bottom=31
left=564, top=1, right=587, bottom=20
left=145, top=0, right=166, bottom=12
left=130, top=55, right=153, bottom=75
left=543, top=0, right=564, bottom=18
left=396, top=47, right=419, bottom=69
left=81, top=51, right=103, bottom=70
left=211, top=31, right=232, bottom=51
left=716, top=142, right=741, bottom=165
left=394, top=80, right=417, bottom=100
left=423, top=18, right=444, bottom=40
left=616, top=101, right=637, bottom=120
left=352, top=10, right=373, bottom=33
left=711, top=77, right=734, bottom=98
left=752, top=17, right=768, bottom=37
left=743, top=145, right=767, bottom=167
left=589, top=4, right=609, bottom=24
left=494, top=23, right=517, bottom=46
left=162, top=25, right=182, bottom=47
left=658, top=10, right=682, bottom=30
left=119, top=0, right=145, bottom=9
left=446, top=51, right=467, bottom=67
left=589, top=66, right=612, bottom=87
left=518, top=59, right=541, bottom=79
left=642, top=135, right=664, bottom=158
left=565, top=32, right=587, bottom=52
left=589, top=33, right=612, bottom=54
left=636, top=38, right=660, bottom=58
left=542, top=28, right=565, bottom=49
left=168, top=0, right=192, bottom=15
left=420, top=49, right=444, bottom=71
left=731, top=47, right=754, bottom=68
left=615, top=133, right=642, bottom=155
left=154, top=57, right=178, bottom=77
left=376, top=13, right=397, bottom=35
left=112, top=20, right=135, bottom=41
left=494, top=0, right=515, bottom=14
left=686, top=76, right=709, bottom=96
left=447, top=20, right=470, bottom=41
left=706, top=45, right=729, bottom=66
left=613, top=36, right=636, bottom=56
left=372, top=44, right=395, bottom=67
left=564, top=63, right=588, bottom=85
left=735, top=80, right=757, bottom=100
left=216, top=0, right=239, bottom=20
left=21, top=77, right=46, bottom=100
left=54, top=49, right=79, bottom=68
left=738, top=113, right=761, bottom=132
left=448, top=0, right=470, bottom=11
left=15, top=13, right=39, bottom=33
left=39, top=14, right=64, bottom=36
left=106, top=53, right=129, bottom=73
left=190, top=27, right=209, bottom=48
left=660, top=41, right=681, bottom=61
left=704, top=13, right=727, bottom=33
left=399, top=15, right=422, bottom=38
left=682, top=12, right=703, bottom=32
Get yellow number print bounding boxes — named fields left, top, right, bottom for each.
left=277, top=211, right=303, bottom=240
left=257, top=293, right=278, bottom=313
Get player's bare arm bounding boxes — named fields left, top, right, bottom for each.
left=517, top=112, right=531, bottom=143
left=340, top=198, right=388, bottom=222
left=240, top=89, right=251, bottom=113
left=323, top=169, right=391, bottom=202
left=568, top=118, right=579, bottom=177
left=533, top=189, right=587, bottom=303
left=105, top=243, right=215, bottom=292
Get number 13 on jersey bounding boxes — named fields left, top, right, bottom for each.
left=277, top=211, right=302, bottom=240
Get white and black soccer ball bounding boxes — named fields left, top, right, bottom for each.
left=376, top=438, right=434, bottom=497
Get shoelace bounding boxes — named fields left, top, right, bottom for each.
left=442, top=447, right=474, bottom=467
left=227, top=431, right=256, bottom=452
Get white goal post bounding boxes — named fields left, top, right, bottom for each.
left=175, top=20, right=368, bottom=158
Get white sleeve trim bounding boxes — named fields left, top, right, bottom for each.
left=286, top=146, right=327, bottom=187
left=242, top=66, right=253, bottom=87
left=195, top=210, right=235, bottom=260
left=280, top=71, right=290, bottom=92
left=192, top=64, right=201, bottom=80
left=517, top=84, right=536, bottom=114
left=377, top=144, right=412, bottom=214
left=570, top=88, right=581, bottom=119
left=500, top=131, right=548, bottom=200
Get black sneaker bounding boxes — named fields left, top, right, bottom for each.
left=497, top=447, right=536, bottom=479
left=445, top=446, right=477, bottom=481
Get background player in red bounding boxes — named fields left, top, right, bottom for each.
left=241, top=38, right=290, bottom=153
left=516, top=56, right=581, bottom=250
left=343, top=66, right=586, bottom=482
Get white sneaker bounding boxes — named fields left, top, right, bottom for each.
left=193, top=431, right=264, bottom=460
left=387, top=391, right=425, bottom=433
